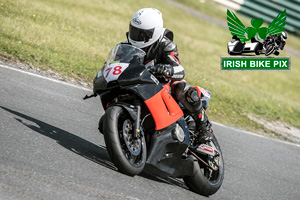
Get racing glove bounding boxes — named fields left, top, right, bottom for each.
left=152, top=64, right=174, bottom=77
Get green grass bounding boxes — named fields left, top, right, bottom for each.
left=171, top=0, right=300, bottom=130
left=0, top=0, right=299, bottom=137
left=174, top=0, right=300, bottom=52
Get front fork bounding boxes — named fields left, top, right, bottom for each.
left=106, top=99, right=142, bottom=139
left=133, top=99, right=142, bottom=138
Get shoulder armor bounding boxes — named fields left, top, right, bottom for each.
left=163, top=38, right=177, bottom=52
left=164, top=29, right=174, bottom=41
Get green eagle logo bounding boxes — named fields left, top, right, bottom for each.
left=227, top=9, right=286, bottom=42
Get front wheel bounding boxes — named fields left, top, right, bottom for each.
left=265, top=44, right=275, bottom=56
left=103, top=106, right=146, bottom=176
left=183, top=134, right=224, bottom=196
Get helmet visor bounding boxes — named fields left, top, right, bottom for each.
left=129, top=24, right=154, bottom=42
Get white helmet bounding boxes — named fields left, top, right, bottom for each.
left=129, top=8, right=164, bottom=49
left=281, top=31, right=288, bottom=41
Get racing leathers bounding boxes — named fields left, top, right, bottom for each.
left=125, top=29, right=213, bottom=141
left=123, top=29, right=184, bottom=82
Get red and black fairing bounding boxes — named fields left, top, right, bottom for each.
left=93, top=44, right=194, bottom=177
left=94, top=56, right=183, bottom=131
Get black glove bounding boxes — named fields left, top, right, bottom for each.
left=153, top=64, right=174, bottom=77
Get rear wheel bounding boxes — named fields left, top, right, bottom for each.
left=103, top=106, right=146, bottom=176
left=255, top=48, right=261, bottom=55
left=184, top=133, right=224, bottom=196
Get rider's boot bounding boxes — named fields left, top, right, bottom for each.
left=190, top=106, right=213, bottom=143
left=172, top=81, right=213, bottom=143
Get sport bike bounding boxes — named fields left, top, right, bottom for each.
left=263, top=38, right=281, bottom=56
left=84, top=44, right=224, bottom=196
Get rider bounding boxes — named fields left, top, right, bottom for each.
left=125, top=8, right=213, bottom=141
left=263, top=31, right=288, bottom=55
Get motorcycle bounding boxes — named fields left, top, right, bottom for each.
left=84, top=44, right=224, bottom=196
left=263, top=35, right=284, bottom=56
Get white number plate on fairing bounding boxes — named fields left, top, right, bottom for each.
left=104, top=62, right=129, bottom=82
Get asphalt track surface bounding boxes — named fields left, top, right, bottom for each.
left=1, top=62, right=300, bottom=200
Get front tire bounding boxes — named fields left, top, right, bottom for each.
left=184, top=134, right=224, bottom=196
left=103, top=106, right=146, bottom=176
left=265, top=45, right=274, bottom=56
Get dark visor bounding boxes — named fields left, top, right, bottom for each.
left=129, top=24, right=154, bottom=42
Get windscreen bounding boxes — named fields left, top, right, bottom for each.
left=104, top=44, right=146, bottom=68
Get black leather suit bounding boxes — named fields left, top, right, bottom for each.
left=124, top=29, right=204, bottom=115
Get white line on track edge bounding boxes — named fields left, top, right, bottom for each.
left=213, top=121, right=300, bottom=148
left=0, top=62, right=92, bottom=92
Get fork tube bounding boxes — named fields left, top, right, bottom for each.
left=133, top=100, right=141, bottom=138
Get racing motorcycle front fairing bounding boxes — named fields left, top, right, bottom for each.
left=93, top=44, right=195, bottom=177
left=93, top=44, right=184, bottom=131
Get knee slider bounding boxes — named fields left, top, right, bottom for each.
left=187, top=88, right=200, bottom=105
left=172, top=81, right=190, bottom=102
left=172, top=82, right=201, bottom=113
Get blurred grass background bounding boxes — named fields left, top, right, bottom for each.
left=0, top=0, right=299, bottom=138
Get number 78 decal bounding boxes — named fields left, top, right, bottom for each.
left=104, top=62, right=130, bottom=82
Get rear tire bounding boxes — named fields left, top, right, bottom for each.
left=255, top=48, right=261, bottom=55
left=184, top=134, right=224, bottom=196
left=103, top=106, right=146, bottom=176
